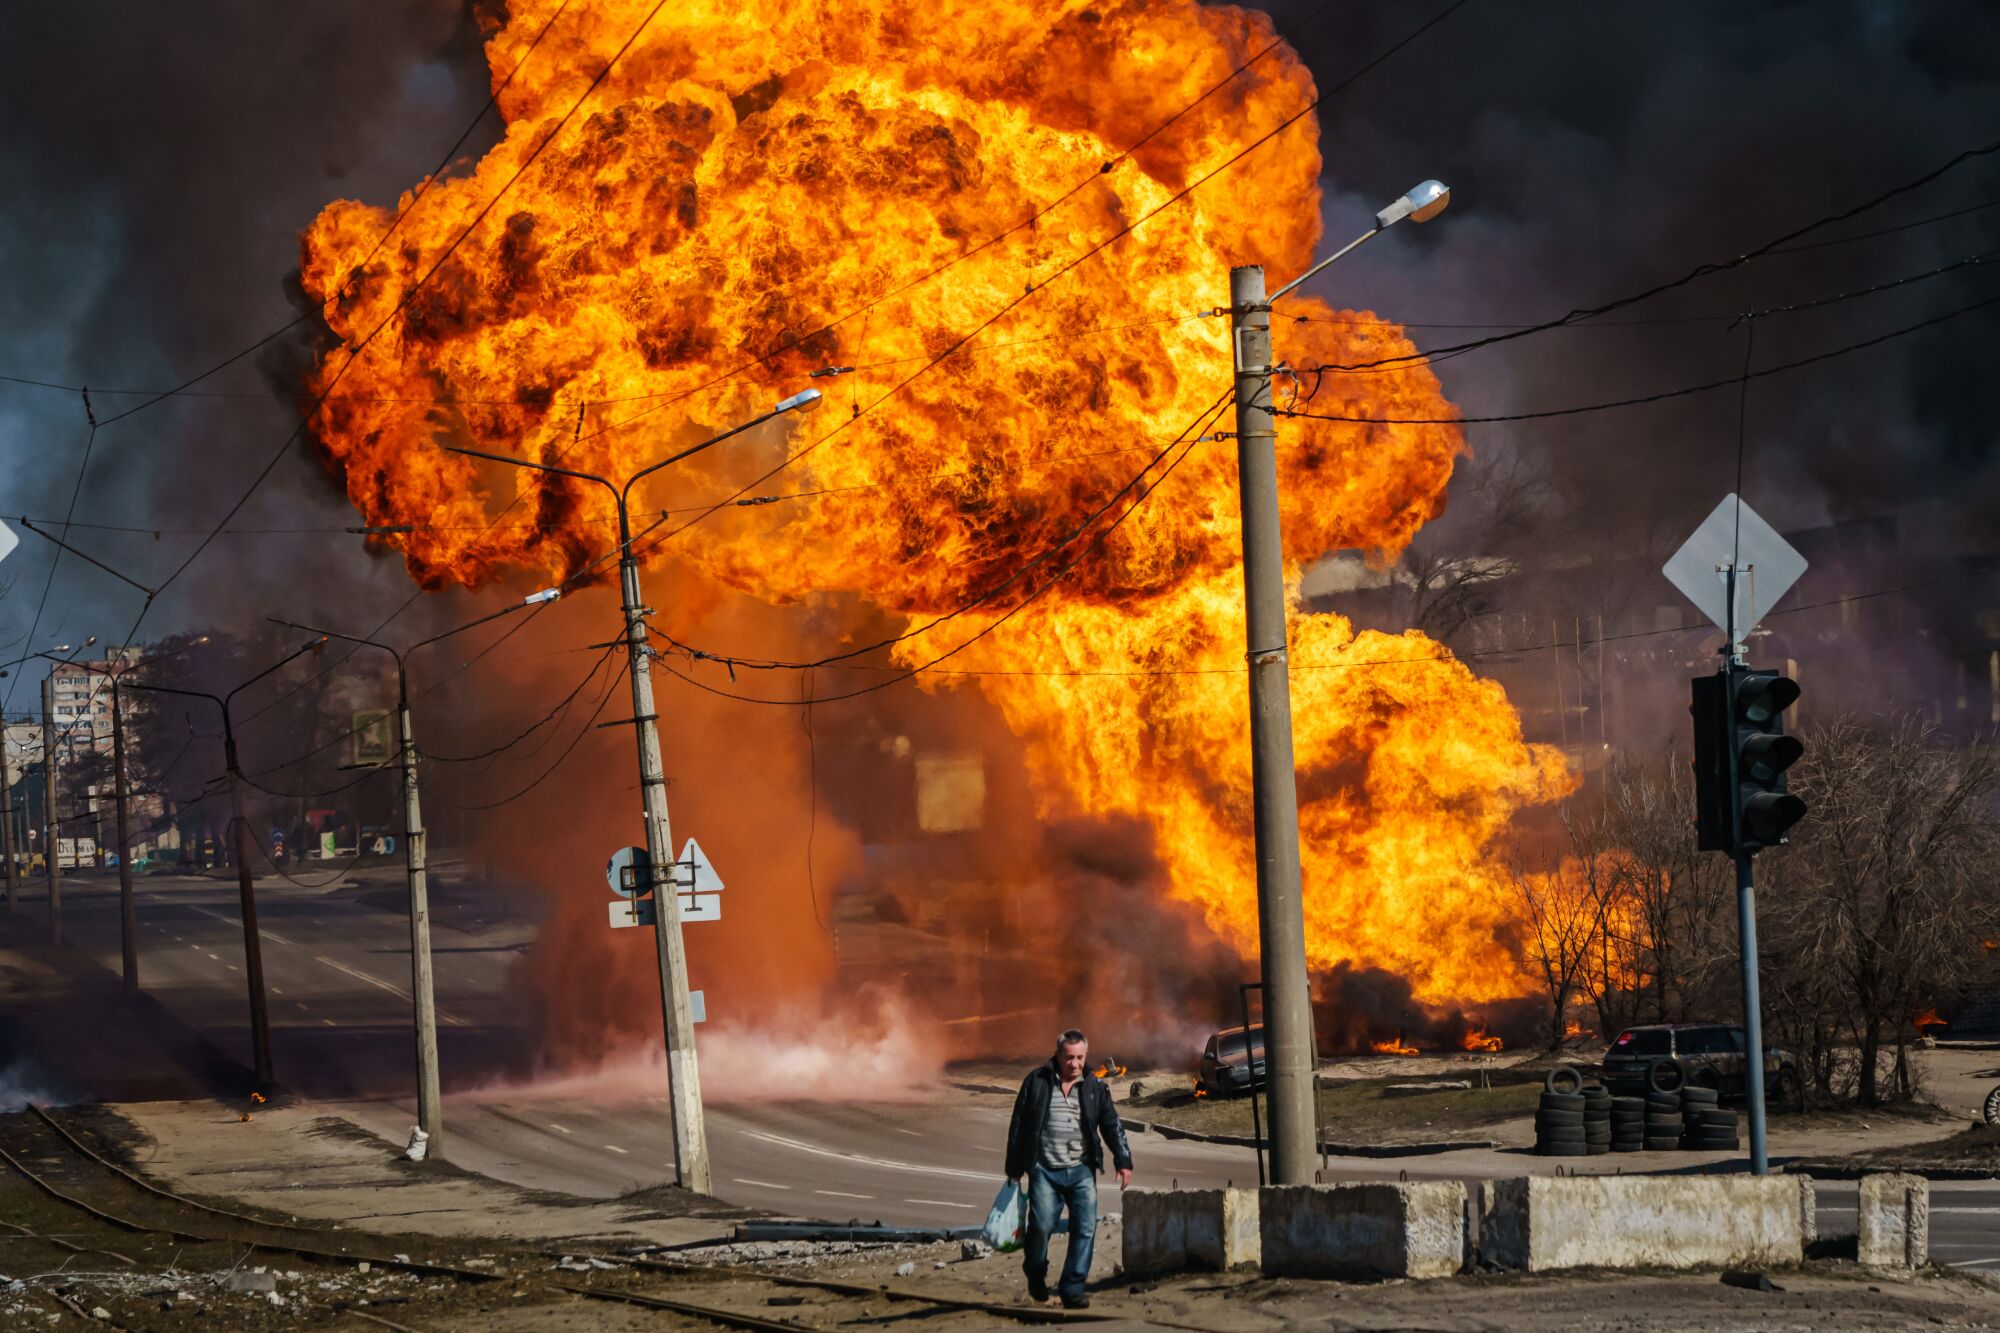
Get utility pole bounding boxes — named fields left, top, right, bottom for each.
left=41, top=676, right=62, bottom=946
left=622, top=541, right=710, bottom=1193
left=223, top=726, right=274, bottom=1085
left=112, top=685, right=137, bottom=993
left=1229, top=264, right=1317, bottom=1184
left=1, top=725, right=19, bottom=914
left=448, top=388, right=820, bottom=1195
left=397, top=676, right=442, bottom=1152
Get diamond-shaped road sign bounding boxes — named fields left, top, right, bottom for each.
left=1662, top=494, right=1807, bottom=641
left=0, top=519, right=17, bottom=566
left=606, top=837, right=723, bottom=926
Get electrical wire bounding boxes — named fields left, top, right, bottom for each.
left=5, top=411, right=97, bottom=714
left=424, top=653, right=628, bottom=811
left=654, top=393, right=1231, bottom=705
left=1284, top=134, right=2000, bottom=372
left=81, top=1, right=577, bottom=434
left=1277, top=290, right=2000, bottom=425
left=420, top=642, right=622, bottom=764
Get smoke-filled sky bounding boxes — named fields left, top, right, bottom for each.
left=2, top=0, right=1996, bottom=676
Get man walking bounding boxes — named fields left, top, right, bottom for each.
left=1004, top=1028, right=1134, bottom=1309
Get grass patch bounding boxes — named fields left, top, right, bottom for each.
left=1131, top=1076, right=1542, bottom=1144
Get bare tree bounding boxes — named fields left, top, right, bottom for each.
left=1762, top=716, right=2000, bottom=1106
left=1508, top=821, right=1607, bottom=1050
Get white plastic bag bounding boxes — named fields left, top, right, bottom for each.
left=981, top=1180, right=1027, bottom=1252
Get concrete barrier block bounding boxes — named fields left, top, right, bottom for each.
left=1122, top=1187, right=1259, bottom=1276
left=1483, top=1175, right=1803, bottom=1272
left=1856, top=1173, right=1928, bottom=1269
left=1259, top=1181, right=1466, bottom=1280
left=1796, top=1174, right=1817, bottom=1245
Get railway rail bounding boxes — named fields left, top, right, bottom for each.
left=0, top=1103, right=1184, bottom=1331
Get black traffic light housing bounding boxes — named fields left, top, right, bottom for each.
left=1691, top=664, right=1805, bottom=855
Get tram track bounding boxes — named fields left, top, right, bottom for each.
left=2, top=1103, right=1185, bottom=1330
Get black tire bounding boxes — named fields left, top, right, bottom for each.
left=1611, top=1140, right=1643, bottom=1152
left=1680, top=1085, right=1720, bottom=1105
left=1537, top=1142, right=1588, bottom=1157
left=1582, top=1093, right=1612, bottom=1111
left=1537, top=1110, right=1585, bottom=1128
left=1611, top=1097, right=1645, bottom=1114
left=1693, top=1110, right=1739, bottom=1129
left=1585, top=1143, right=1611, bottom=1155
left=1983, top=1084, right=2000, bottom=1127
left=1644, top=1091, right=1681, bottom=1109
left=1540, top=1091, right=1586, bottom=1111
left=1644, top=1116, right=1682, bottom=1132
left=1642, top=1136, right=1681, bottom=1150
left=1646, top=1059, right=1684, bottom=1093
left=1545, top=1065, right=1585, bottom=1096
left=1688, top=1068, right=1722, bottom=1094
left=1538, top=1129, right=1586, bottom=1146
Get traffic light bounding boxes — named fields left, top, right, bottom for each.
left=1690, top=665, right=1806, bottom=855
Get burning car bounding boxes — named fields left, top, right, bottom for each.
left=1601, top=1023, right=1802, bottom=1104
left=1198, top=1024, right=1266, bottom=1097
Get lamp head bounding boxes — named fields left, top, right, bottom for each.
left=774, top=388, right=824, bottom=415
left=1375, top=179, right=1451, bottom=228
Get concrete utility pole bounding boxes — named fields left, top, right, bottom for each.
left=273, top=617, right=461, bottom=1156
left=1, top=727, right=19, bottom=914
left=620, top=541, right=711, bottom=1193
left=1228, top=264, right=1317, bottom=1185
left=1223, top=182, right=1453, bottom=1187
left=112, top=685, right=137, bottom=993
left=449, top=386, right=820, bottom=1196
left=223, top=728, right=274, bottom=1085
left=42, top=676, right=62, bottom=946
left=395, top=685, right=442, bottom=1151
left=126, top=638, right=321, bottom=1090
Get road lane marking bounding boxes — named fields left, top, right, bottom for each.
left=549, top=1124, right=572, bottom=1134
left=603, top=1145, right=628, bottom=1154
left=270, top=987, right=282, bottom=995
left=187, top=903, right=294, bottom=946
left=905, top=1199, right=975, bottom=1209
left=206, top=953, right=220, bottom=960
left=226, top=965, right=237, bottom=972
left=739, top=1129, right=993, bottom=1181
left=322, top=1019, right=336, bottom=1026
left=1929, top=1206, right=2000, bottom=1215
left=311, top=954, right=468, bottom=1026
left=896, top=1129, right=921, bottom=1137
left=733, top=1178, right=791, bottom=1190
left=815, top=1190, right=874, bottom=1200
left=1950, top=1257, right=2000, bottom=1268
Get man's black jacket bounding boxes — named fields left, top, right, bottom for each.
left=1005, top=1061, right=1134, bottom=1179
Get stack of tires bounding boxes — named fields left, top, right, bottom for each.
left=1535, top=1067, right=1587, bottom=1156
left=1536, top=1067, right=1613, bottom=1156
left=1642, top=1085, right=1683, bottom=1150
left=1679, top=1084, right=1739, bottom=1151
left=1608, top=1094, right=1646, bottom=1152
left=1581, top=1082, right=1612, bottom=1156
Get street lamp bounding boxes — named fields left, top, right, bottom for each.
left=1267, top=179, right=1450, bottom=303
left=1227, top=180, right=1453, bottom=1186
left=0, top=638, right=93, bottom=926
left=20, top=637, right=210, bottom=993
left=267, top=593, right=564, bottom=1159
left=122, top=636, right=328, bottom=1088
left=444, top=387, right=822, bottom=1193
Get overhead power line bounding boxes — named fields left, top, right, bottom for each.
left=1278, top=290, right=2000, bottom=426
left=1286, top=133, right=2000, bottom=373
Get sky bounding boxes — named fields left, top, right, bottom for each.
left=1, top=0, right=1996, bottom=692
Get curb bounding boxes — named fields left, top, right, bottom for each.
left=1785, top=1161, right=2000, bottom=1181
left=1124, top=1117, right=1492, bottom=1157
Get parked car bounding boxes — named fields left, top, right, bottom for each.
left=1198, top=1024, right=1266, bottom=1097
left=1602, top=1022, right=1801, bottom=1104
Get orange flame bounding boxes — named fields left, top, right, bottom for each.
left=1370, top=1038, right=1420, bottom=1057
left=1563, top=1020, right=1584, bottom=1040
left=1915, top=1009, right=1946, bottom=1029
left=298, top=0, right=1569, bottom=1005
left=1094, top=1062, right=1127, bottom=1079
left=1461, top=1029, right=1503, bottom=1053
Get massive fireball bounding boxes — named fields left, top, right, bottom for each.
left=300, top=0, right=1569, bottom=1006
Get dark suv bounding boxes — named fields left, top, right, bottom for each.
left=1602, top=1023, right=1801, bottom=1103
left=1198, top=1025, right=1266, bottom=1097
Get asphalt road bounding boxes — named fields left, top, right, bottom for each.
left=31, top=868, right=2000, bottom=1261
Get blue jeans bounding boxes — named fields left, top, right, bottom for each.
left=1023, top=1163, right=1097, bottom=1299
